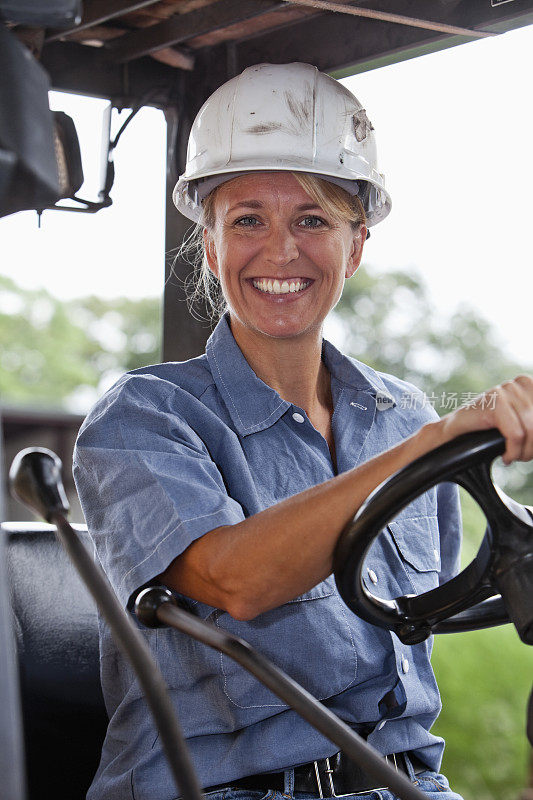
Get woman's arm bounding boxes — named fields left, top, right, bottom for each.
left=160, top=375, right=533, bottom=620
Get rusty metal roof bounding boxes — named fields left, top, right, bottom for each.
left=7, top=0, right=533, bottom=106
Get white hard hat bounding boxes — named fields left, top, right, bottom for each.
left=173, top=62, right=391, bottom=227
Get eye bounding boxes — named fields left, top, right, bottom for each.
left=234, top=215, right=261, bottom=227
left=298, top=215, right=327, bottom=229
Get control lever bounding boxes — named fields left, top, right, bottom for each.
left=134, top=586, right=428, bottom=800
left=9, top=447, right=203, bottom=800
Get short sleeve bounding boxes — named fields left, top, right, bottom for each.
left=73, top=376, right=246, bottom=607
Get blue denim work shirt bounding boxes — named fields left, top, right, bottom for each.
left=73, top=314, right=462, bottom=800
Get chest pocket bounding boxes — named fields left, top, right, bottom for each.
left=362, top=515, right=441, bottom=600
left=214, top=578, right=358, bottom=709
left=388, top=515, right=441, bottom=595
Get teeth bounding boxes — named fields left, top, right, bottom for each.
left=253, top=278, right=310, bottom=295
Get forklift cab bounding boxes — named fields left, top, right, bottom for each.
left=2, top=2, right=533, bottom=799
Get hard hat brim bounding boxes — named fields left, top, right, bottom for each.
left=173, top=167, right=391, bottom=228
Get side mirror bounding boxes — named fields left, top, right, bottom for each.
left=52, top=110, right=84, bottom=199
left=0, top=21, right=114, bottom=220
left=0, top=24, right=64, bottom=217
left=0, top=0, right=81, bottom=27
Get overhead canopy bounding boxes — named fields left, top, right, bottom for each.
left=5, top=0, right=531, bottom=107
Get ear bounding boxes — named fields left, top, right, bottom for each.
left=345, top=225, right=367, bottom=279
left=203, top=228, right=219, bottom=279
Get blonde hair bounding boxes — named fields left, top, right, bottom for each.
left=292, top=173, right=366, bottom=229
left=178, top=172, right=366, bottom=321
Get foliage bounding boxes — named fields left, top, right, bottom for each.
left=0, top=275, right=160, bottom=411
left=334, top=266, right=525, bottom=401
left=432, top=624, right=532, bottom=800
left=332, top=266, right=533, bottom=503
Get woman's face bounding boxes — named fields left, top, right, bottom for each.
left=204, top=172, right=365, bottom=344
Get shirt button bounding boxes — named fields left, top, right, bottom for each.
left=434, top=548, right=439, bottom=562
left=401, top=657, right=410, bottom=674
left=292, top=412, right=305, bottom=423
left=367, top=568, right=378, bottom=584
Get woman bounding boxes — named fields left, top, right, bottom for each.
left=73, top=63, right=533, bottom=800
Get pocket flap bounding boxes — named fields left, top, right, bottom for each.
left=388, top=516, right=441, bottom=573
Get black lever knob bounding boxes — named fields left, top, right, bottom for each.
left=9, top=447, right=70, bottom=522
left=134, top=586, right=177, bottom=628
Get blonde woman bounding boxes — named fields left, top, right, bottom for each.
left=74, top=63, right=533, bottom=800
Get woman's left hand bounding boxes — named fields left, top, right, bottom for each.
left=436, top=374, right=533, bottom=465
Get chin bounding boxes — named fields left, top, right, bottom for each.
left=256, top=318, right=319, bottom=340
left=230, top=308, right=322, bottom=343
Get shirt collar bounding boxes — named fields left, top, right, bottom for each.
left=206, top=314, right=394, bottom=437
left=206, top=315, right=291, bottom=436
left=321, top=338, right=393, bottom=398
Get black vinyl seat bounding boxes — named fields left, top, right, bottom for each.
left=2, top=521, right=108, bottom=800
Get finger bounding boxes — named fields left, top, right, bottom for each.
left=485, top=385, right=527, bottom=464
left=459, top=385, right=525, bottom=464
left=497, top=378, right=533, bottom=461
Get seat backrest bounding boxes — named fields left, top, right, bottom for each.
left=0, top=527, right=26, bottom=800
left=3, top=522, right=108, bottom=800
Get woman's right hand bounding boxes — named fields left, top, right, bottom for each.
left=434, top=374, right=533, bottom=465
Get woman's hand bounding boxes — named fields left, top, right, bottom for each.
left=435, top=374, right=533, bottom=465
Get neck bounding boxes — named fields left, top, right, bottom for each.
left=229, top=318, right=332, bottom=418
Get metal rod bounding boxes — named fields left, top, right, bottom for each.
left=50, top=513, right=204, bottom=800
left=282, top=0, right=497, bottom=39
left=156, top=601, right=428, bottom=800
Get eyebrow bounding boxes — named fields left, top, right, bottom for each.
left=226, top=201, right=324, bottom=214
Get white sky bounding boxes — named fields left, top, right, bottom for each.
left=1, top=23, right=532, bottom=364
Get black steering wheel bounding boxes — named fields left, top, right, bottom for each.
left=333, top=429, right=533, bottom=647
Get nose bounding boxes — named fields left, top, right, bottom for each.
left=263, top=224, right=299, bottom=267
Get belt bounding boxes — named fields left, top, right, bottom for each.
left=205, top=751, right=427, bottom=797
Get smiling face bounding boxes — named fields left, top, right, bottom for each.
left=204, top=172, right=366, bottom=349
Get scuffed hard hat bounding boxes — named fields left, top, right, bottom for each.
left=173, top=62, right=391, bottom=227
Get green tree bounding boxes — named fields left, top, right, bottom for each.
left=333, top=266, right=525, bottom=399
left=0, top=275, right=160, bottom=410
